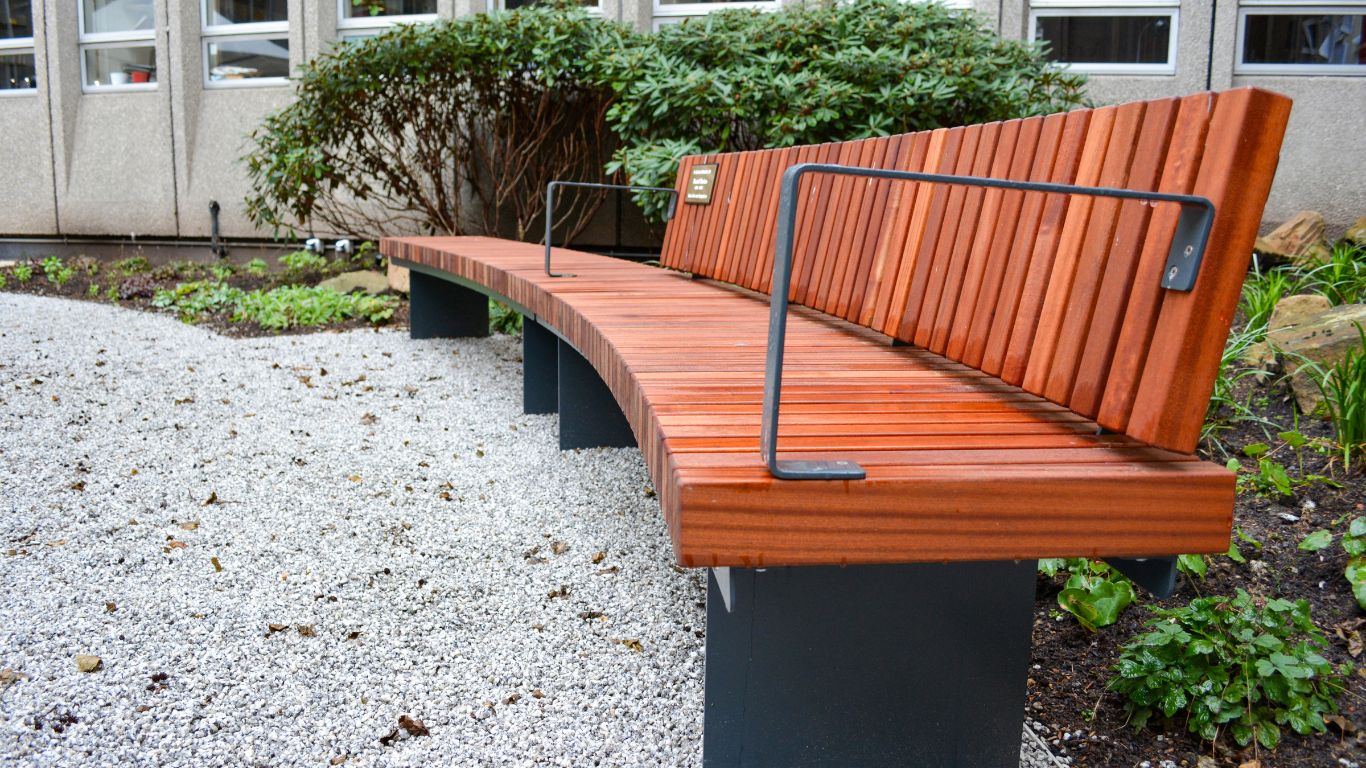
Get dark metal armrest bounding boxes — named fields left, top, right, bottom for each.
left=761, top=162, right=1216, bottom=481
left=544, top=181, right=680, bottom=277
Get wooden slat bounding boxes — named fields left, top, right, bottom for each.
left=893, top=126, right=970, bottom=340
left=862, top=130, right=931, bottom=330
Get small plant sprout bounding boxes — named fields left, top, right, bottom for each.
left=12, top=262, right=32, bottom=283
left=245, top=258, right=269, bottom=277
left=1310, top=323, right=1366, bottom=472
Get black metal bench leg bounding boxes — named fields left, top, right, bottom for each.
left=409, top=270, right=489, bottom=339
left=523, top=321, right=559, bottom=415
left=557, top=338, right=635, bottom=450
left=703, top=562, right=1035, bottom=768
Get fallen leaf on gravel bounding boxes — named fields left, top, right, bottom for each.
left=135, top=705, right=151, bottom=712
left=4, top=549, right=28, bottom=557
left=297, top=375, right=314, bottom=388
left=320, top=368, right=328, bottom=376
left=360, top=413, right=378, bottom=425
left=105, top=602, right=116, bottom=613
left=46, top=540, right=65, bottom=546
left=130, top=468, right=138, bottom=476
left=267, top=623, right=288, bottom=634
left=531, top=689, right=545, bottom=699
left=475, top=449, right=485, bottom=458
left=546, top=585, right=570, bottom=600
left=178, top=520, right=199, bottom=531
left=210, top=557, right=222, bottom=572
left=75, top=654, right=102, bottom=672
left=165, top=540, right=187, bottom=551
left=551, top=541, right=569, bottom=555
left=503, top=693, right=521, bottom=705
left=644, top=487, right=656, bottom=498
left=597, top=566, right=620, bottom=575
left=612, top=638, right=644, bottom=653
left=378, top=728, right=400, bottom=747
left=348, top=475, right=361, bottom=482
left=296, top=625, right=316, bottom=637
left=399, top=715, right=429, bottom=736
left=69, top=481, right=85, bottom=492
left=174, top=397, right=193, bottom=406
left=578, top=611, right=605, bottom=621
left=202, top=491, right=218, bottom=506
left=591, top=551, right=606, bottom=564
left=1324, top=714, right=1357, bottom=734
left=347, top=631, right=361, bottom=640
left=330, top=757, right=348, bottom=765
left=0, top=668, right=26, bottom=692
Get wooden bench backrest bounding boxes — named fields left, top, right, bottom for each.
left=658, top=88, right=1291, bottom=455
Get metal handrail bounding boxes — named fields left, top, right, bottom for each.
left=761, top=162, right=1216, bottom=481
left=544, top=181, right=679, bottom=277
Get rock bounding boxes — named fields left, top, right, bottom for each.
left=1346, top=215, right=1366, bottom=247
left=1255, top=302, right=1366, bottom=415
left=75, top=654, right=102, bottom=673
left=387, top=263, right=410, bottom=294
left=1242, top=293, right=1334, bottom=368
left=1254, top=211, right=1330, bottom=267
left=317, top=270, right=389, bottom=295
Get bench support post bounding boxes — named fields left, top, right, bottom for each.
left=523, top=321, right=559, bottom=415
left=557, top=338, right=635, bottom=450
left=703, top=561, right=1035, bottom=767
left=409, top=270, right=489, bottom=339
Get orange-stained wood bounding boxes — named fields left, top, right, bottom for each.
left=382, top=88, right=1290, bottom=567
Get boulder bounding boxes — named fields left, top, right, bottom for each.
left=1346, top=215, right=1366, bottom=247
left=1252, top=302, right=1366, bottom=416
left=387, top=263, right=410, bottom=294
left=318, top=270, right=390, bottom=295
left=1254, top=211, right=1330, bottom=267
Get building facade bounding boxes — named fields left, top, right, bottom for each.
left=0, top=0, right=1361, bottom=249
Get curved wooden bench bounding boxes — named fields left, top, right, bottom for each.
left=382, top=87, right=1291, bottom=767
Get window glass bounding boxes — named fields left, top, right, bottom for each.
left=343, top=0, right=436, bottom=18
left=1035, top=15, right=1173, bottom=64
left=83, top=45, right=155, bottom=87
left=1, top=0, right=33, bottom=39
left=206, top=0, right=288, bottom=26
left=0, top=50, right=36, bottom=89
left=207, top=36, right=289, bottom=80
left=82, top=0, right=155, bottom=35
left=1242, top=13, right=1365, bottom=65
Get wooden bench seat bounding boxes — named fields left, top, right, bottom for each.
left=386, top=236, right=1234, bottom=568
left=382, top=86, right=1292, bottom=767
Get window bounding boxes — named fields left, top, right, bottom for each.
left=79, top=0, right=156, bottom=91
left=202, top=0, right=289, bottom=87
left=1029, top=1, right=1179, bottom=75
left=0, top=0, right=36, bottom=92
left=337, top=0, right=436, bottom=42
left=500, top=0, right=601, bottom=14
left=1236, top=5, right=1365, bottom=74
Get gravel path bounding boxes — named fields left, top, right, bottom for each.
left=0, top=293, right=1065, bottom=767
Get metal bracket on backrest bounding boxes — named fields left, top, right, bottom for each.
left=761, top=162, right=1216, bottom=481
left=544, top=181, right=680, bottom=278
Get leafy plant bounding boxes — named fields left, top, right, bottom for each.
left=245, top=258, right=269, bottom=277
left=278, top=250, right=328, bottom=275
left=1309, top=323, right=1366, bottom=472
left=1298, top=242, right=1366, bottom=306
left=12, top=262, right=32, bottom=283
left=211, top=264, right=235, bottom=281
left=86, top=283, right=100, bottom=298
left=233, top=285, right=397, bottom=329
left=1239, top=266, right=1299, bottom=340
left=489, top=299, right=522, bottom=335
left=1051, top=558, right=1136, bottom=631
left=40, top=256, right=74, bottom=286
left=1226, top=527, right=1262, bottom=564
left=0, top=272, right=7, bottom=289
left=1177, top=554, right=1209, bottom=580
left=244, top=2, right=626, bottom=241
left=599, top=0, right=1087, bottom=219
left=1109, top=590, right=1350, bottom=751
left=1298, top=529, right=1333, bottom=552
left=112, top=256, right=151, bottom=276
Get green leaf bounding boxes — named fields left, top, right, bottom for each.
left=1243, top=442, right=1271, bottom=458
left=1347, top=558, right=1366, bottom=610
left=1177, top=554, right=1208, bottom=579
left=1298, top=530, right=1333, bottom=552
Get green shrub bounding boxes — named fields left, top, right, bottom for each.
left=245, top=258, right=269, bottom=277
left=599, top=0, right=1087, bottom=219
left=1310, top=324, right=1366, bottom=472
left=152, top=281, right=243, bottom=321
left=1109, top=590, right=1350, bottom=751
left=244, top=1, right=628, bottom=241
left=278, top=250, right=328, bottom=275
left=490, top=299, right=522, bottom=335
left=13, top=262, right=33, bottom=283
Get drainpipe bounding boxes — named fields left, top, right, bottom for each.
left=208, top=200, right=227, bottom=259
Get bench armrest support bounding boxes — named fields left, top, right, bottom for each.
left=761, top=162, right=1215, bottom=481
left=544, top=181, right=680, bottom=277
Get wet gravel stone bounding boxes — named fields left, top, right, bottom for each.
left=0, top=294, right=1064, bottom=767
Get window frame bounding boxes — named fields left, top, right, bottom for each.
left=1234, top=3, right=1366, bottom=75
left=201, top=0, right=291, bottom=89
left=651, top=0, right=777, bottom=24
left=0, top=33, right=37, bottom=95
left=494, top=0, right=602, bottom=15
left=336, top=0, right=439, bottom=35
left=1028, top=2, right=1181, bottom=75
left=78, top=0, right=158, bottom=93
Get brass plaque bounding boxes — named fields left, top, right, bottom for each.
left=685, top=163, right=720, bottom=204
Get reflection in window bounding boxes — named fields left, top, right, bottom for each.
left=0, top=1, right=35, bottom=92
left=1035, top=15, right=1172, bottom=64
left=205, top=0, right=288, bottom=26
left=343, top=0, right=436, bottom=19
left=1242, top=13, right=1365, bottom=66
left=80, top=0, right=157, bottom=90
left=207, top=36, right=289, bottom=81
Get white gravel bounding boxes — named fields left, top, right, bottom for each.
left=0, top=293, right=1065, bottom=767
